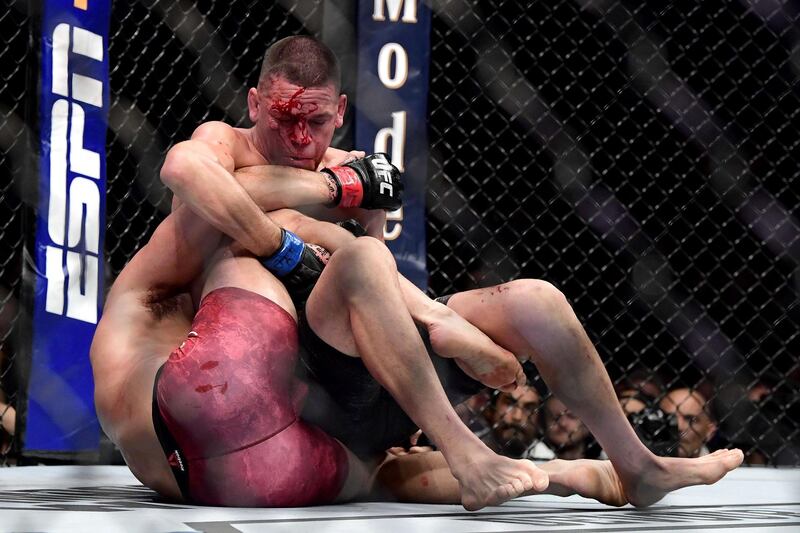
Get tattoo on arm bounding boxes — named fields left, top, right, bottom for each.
left=323, top=172, right=338, bottom=204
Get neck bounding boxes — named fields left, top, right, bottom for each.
left=247, top=128, right=271, bottom=163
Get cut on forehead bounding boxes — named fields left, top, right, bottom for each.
left=264, top=76, right=338, bottom=102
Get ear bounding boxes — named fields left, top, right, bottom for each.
left=247, top=88, right=260, bottom=123
left=335, top=93, right=347, bottom=128
left=706, top=421, right=717, bottom=442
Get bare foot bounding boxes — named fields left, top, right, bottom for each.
left=620, top=448, right=744, bottom=507
left=539, top=459, right=628, bottom=507
left=452, top=452, right=549, bottom=510
left=426, top=305, right=524, bottom=391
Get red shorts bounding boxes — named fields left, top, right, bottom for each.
left=153, top=287, right=349, bottom=507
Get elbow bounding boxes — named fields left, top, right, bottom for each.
left=160, top=142, right=195, bottom=192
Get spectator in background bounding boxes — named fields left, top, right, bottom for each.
left=0, top=391, right=14, bottom=455
left=479, top=384, right=541, bottom=458
left=455, top=389, right=493, bottom=439
left=0, top=284, right=17, bottom=457
left=612, top=389, right=679, bottom=458
left=720, top=378, right=800, bottom=466
left=615, top=367, right=664, bottom=404
left=0, top=350, right=13, bottom=456
left=620, top=394, right=648, bottom=417
left=528, top=395, right=591, bottom=460
left=660, top=388, right=716, bottom=458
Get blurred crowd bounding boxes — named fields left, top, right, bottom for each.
left=455, top=366, right=800, bottom=465
left=0, top=284, right=17, bottom=459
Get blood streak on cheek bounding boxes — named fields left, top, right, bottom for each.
left=269, top=87, right=318, bottom=145
left=293, top=117, right=310, bottom=145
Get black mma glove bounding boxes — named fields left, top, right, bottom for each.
left=260, top=228, right=326, bottom=302
left=322, top=153, right=403, bottom=210
left=337, top=218, right=368, bottom=237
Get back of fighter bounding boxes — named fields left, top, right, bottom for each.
left=90, top=203, right=368, bottom=506
left=91, top=205, right=215, bottom=500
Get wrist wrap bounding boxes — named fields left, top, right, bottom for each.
left=323, top=167, right=364, bottom=208
left=261, top=229, right=305, bottom=277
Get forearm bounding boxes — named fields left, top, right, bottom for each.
left=161, top=143, right=281, bottom=257
left=271, top=209, right=359, bottom=254
left=234, top=165, right=336, bottom=211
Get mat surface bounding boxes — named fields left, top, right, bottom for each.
left=0, top=466, right=798, bottom=532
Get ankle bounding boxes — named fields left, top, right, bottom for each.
left=610, top=448, right=660, bottom=478
left=443, top=440, right=494, bottom=474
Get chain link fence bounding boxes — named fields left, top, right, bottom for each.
left=105, top=0, right=326, bottom=276
left=1, top=0, right=797, bottom=467
left=428, top=0, right=799, bottom=464
left=0, top=0, right=31, bottom=466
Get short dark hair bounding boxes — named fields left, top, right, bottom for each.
left=258, top=35, right=340, bottom=93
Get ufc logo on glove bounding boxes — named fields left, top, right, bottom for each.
left=369, top=155, right=396, bottom=196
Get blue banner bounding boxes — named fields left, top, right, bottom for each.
left=27, top=0, right=110, bottom=453
left=355, top=0, right=431, bottom=289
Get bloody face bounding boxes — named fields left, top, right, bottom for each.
left=249, top=75, right=345, bottom=171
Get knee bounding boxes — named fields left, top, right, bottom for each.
left=329, top=237, right=396, bottom=291
left=504, top=278, right=571, bottom=316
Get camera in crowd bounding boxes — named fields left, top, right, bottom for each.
left=625, top=394, right=680, bottom=457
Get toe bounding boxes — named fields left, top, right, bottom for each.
left=521, top=475, right=535, bottom=492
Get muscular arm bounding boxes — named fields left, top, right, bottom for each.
left=109, top=204, right=226, bottom=296
left=234, top=165, right=387, bottom=242
left=234, top=165, right=336, bottom=210
left=161, top=122, right=336, bottom=256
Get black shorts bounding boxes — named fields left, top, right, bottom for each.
left=296, top=294, right=485, bottom=460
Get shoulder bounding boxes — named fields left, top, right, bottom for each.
left=192, top=123, right=266, bottom=167
left=190, top=121, right=258, bottom=155
left=191, top=121, right=236, bottom=140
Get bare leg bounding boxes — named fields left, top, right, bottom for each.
left=444, top=279, right=742, bottom=506
left=376, top=447, right=742, bottom=508
left=305, top=238, right=548, bottom=510
left=375, top=449, right=629, bottom=506
left=373, top=450, right=461, bottom=504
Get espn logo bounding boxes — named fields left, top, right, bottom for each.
left=44, top=23, right=104, bottom=324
